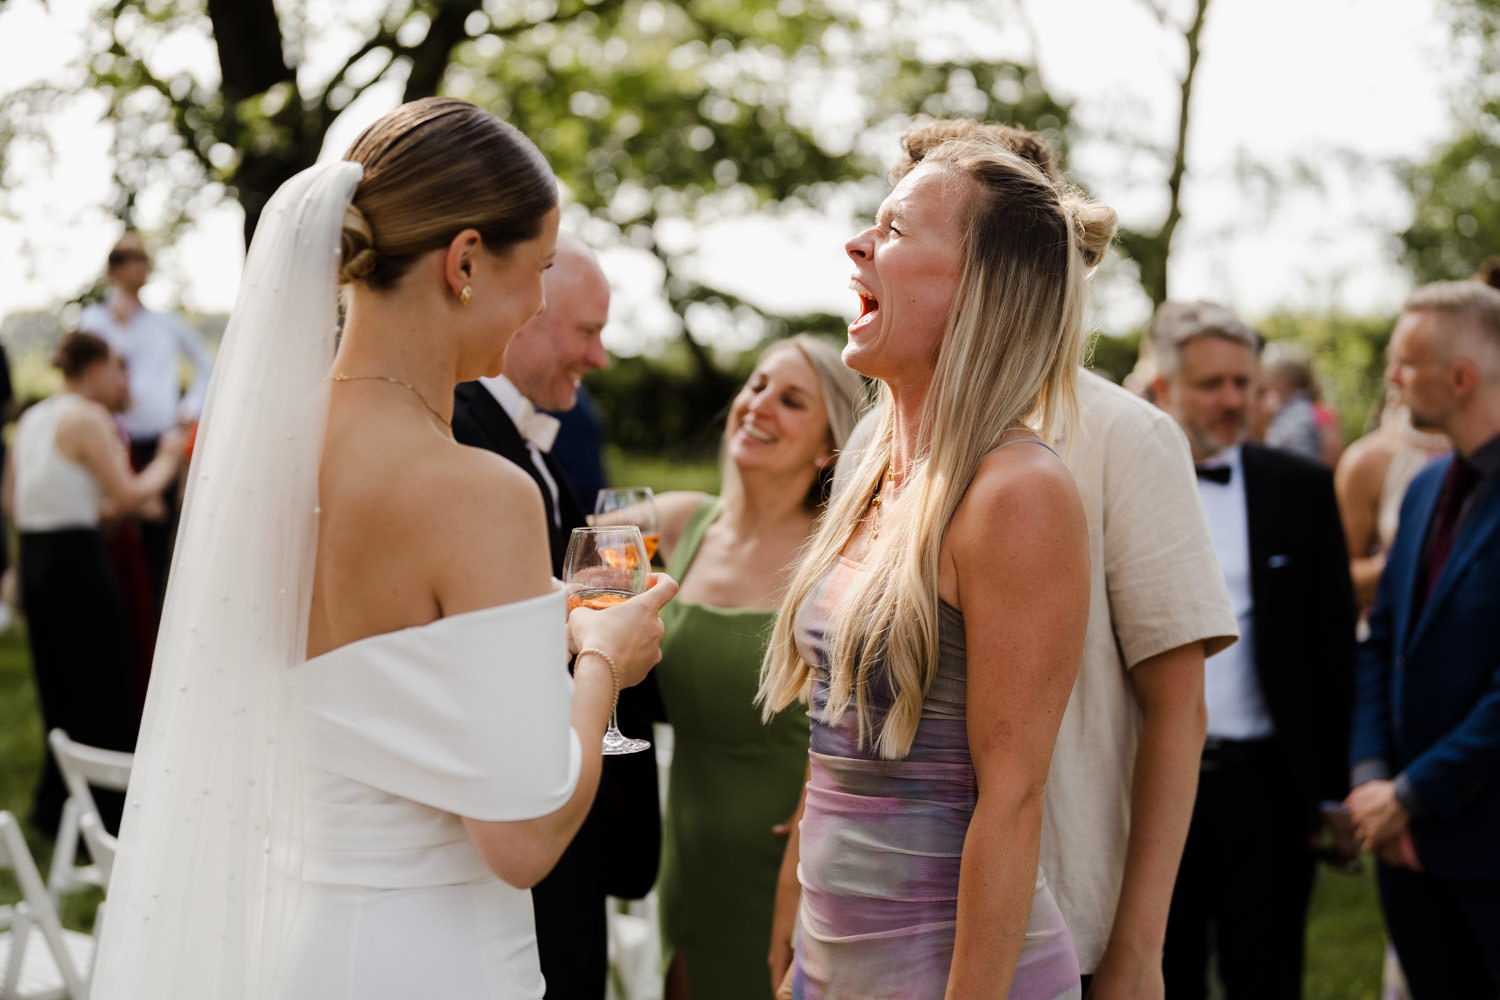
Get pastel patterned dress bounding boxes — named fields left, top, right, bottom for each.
left=790, top=557, right=1081, bottom=1000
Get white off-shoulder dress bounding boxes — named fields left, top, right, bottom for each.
left=277, top=590, right=582, bottom=999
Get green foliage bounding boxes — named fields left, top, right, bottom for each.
left=1399, top=0, right=1500, bottom=283
left=584, top=337, right=750, bottom=458
left=1258, top=311, right=1393, bottom=440
left=0, top=0, right=1074, bottom=376
left=1400, top=130, right=1500, bottom=283
left=1085, top=330, right=1141, bottom=386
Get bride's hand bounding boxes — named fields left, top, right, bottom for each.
left=568, top=573, right=677, bottom=688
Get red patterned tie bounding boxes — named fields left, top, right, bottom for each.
left=1420, top=456, right=1481, bottom=604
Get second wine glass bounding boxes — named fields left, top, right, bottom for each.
left=563, top=525, right=652, bottom=756
left=594, top=487, right=660, bottom=562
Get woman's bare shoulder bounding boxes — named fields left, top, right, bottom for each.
left=960, top=440, right=1080, bottom=530
left=655, top=490, right=713, bottom=553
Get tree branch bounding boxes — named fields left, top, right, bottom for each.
left=403, top=0, right=483, bottom=101
left=1153, top=0, right=1210, bottom=304
left=206, top=0, right=293, bottom=104
left=101, top=35, right=217, bottom=177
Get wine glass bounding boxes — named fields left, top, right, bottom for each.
left=594, top=487, right=660, bottom=563
left=563, top=525, right=652, bottom=755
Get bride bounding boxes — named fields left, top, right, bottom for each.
left=90, top=98, right=675, bottom=998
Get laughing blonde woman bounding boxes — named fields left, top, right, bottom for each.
left=758, top=138, right=1115, bottom=1000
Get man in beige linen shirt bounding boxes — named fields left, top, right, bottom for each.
left=1049, top=368, right=1238, bottom=996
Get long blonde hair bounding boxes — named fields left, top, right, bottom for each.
left=757, top=139, right=1116, bottom=759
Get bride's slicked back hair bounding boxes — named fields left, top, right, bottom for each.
left=339, top=97, right=558, bottom=288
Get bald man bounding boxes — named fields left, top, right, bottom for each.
left=452, top=235, right=658, bottom=999
left=1348, top=280, right=1500, bottom=997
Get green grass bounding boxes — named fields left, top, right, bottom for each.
left=0, top=490, right=1388, bottom=991
left=0, top=623, right=104, bottom=930
left=1305, top=864, right=1386, bottom=999
left=606, top=446, right=721, bottom=495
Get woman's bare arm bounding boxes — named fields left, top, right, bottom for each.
left=653, top=490, right=713, bottom=566
left=942, top=448, right=1089, bottom=998
left=1334, top=437, right=1394, bottom=606
left=56, top=404, right=181, bottom=515
left=422, top=453, right=677, bottom=887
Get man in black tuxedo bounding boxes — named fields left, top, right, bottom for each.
left=1149, top=303, right=1356, bottom=999
left=453, top=234, right=659, bottom=999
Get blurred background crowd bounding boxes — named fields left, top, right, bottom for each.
left=2, top=0, right=1500, bottom=997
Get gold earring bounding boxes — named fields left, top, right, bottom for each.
left=459, top=285, right=472, bottom=306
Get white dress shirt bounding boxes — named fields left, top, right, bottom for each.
left=78, top=292, right=214, bottom=440
left=1196, top=444, right=1274, bottom=740
left=478, top=374, right=562, bottom=528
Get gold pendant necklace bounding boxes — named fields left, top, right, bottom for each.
left=330, top=374, right=451, bottom=430
left=868, top=465, right=895, bottom=541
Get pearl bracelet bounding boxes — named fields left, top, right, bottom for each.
left=575, top=647, right=620, bottom=715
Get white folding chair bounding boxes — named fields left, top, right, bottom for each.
left=604, top=721, right=674, bottom=1000
left=0, top=811, right=93, bottom=999
left=44, top=731, right=131, bottom=909
left=73, top=818, right=114, bottom=894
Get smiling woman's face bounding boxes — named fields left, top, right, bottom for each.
left=725, top=344, right=833, bottom=478
left=842, top=163, right=970, bottom=387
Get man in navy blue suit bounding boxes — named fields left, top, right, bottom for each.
left=1348, top=280, right=1500, bottom=997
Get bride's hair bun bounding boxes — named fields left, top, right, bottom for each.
left=1062, top=195, right=1117, bottom=269
left=338, top=203, right=379, bottom=285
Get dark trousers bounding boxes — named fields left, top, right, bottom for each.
left=1163, top=739, right=1316, bottom=999
left=128, top=437, right=178, bottom=608
left=531, top=687, right=659, bottom=999
left=532, top=823, right=608, bottom=1000
left=1378, top=862, right=1500, bottom=998
left=20, top=530, right=139, bottom=836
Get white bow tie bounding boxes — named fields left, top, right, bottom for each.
left=515, top=401, right=560, bottom=453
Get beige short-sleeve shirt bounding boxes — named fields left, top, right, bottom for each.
left=1042, top=370, right=1237, bottom=971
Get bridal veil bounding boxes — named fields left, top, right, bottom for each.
left=91, top=160, right=363, bottom=998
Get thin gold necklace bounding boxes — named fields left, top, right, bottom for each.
left=330, top=374, right=451, bottom=430
left=868, top=465, right=896, bottom=541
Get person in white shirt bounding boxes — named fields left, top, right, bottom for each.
left=2, top=331, right=184, bottom=836
left=78, top=231, right=214, bottom=603
left=1149, top=301, right=1356, bottom=1000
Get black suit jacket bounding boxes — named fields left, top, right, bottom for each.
left=453, top=380, right=661, bottom=997
left=1240, top=442, right=1358, bottom=823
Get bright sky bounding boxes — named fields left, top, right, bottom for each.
left=0, top=0, right=1460, bottom=353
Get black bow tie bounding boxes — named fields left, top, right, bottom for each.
left=1196, top=465, right=1232, bottom=485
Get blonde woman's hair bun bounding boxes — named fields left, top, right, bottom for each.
left=338, top=203, right=379, bottom=284
left=1063, top=196, right=1117, bottom=269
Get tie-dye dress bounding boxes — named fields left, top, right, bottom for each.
left=790, top=557, right=1081, bottom=1000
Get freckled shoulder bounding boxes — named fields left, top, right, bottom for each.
left=950, top=441, right=1083, bottom=550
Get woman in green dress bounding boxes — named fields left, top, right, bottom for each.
left=652, top=335, right=865, bottom=1000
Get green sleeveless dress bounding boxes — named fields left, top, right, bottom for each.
left=656, top=498, right=809, bottom=997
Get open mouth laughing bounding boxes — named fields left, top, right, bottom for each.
left=850, top=277, right=880, bottom=334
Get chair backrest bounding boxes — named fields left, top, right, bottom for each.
left=0, top=811, right=90, bottom=999
left=46, top=731, right=132, bottom=822
left=45, top=731, right=133, bottom=910
left=75, top=816, right=116, bottom=889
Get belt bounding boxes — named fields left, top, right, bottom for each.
left=1200, top=735, right=1276, bottom=770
